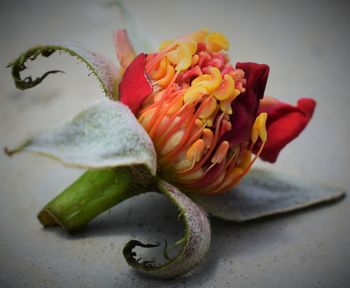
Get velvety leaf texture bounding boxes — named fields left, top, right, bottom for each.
left=6, top=101, right=157, bottom=175
left=123, top=180, right=211, bottom=279
left=190, top=169, right=345, bottom=221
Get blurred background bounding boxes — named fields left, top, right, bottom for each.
left=0, top=0, right=349, bottom=287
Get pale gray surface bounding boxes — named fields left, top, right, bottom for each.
left=0, top=0, right=349, bottom=287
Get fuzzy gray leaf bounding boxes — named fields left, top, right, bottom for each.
left=5, top=101, right=157, bottom=175
left=123, top=180, right=211, bottom=279
left=190, top=169, right=345, bottom=221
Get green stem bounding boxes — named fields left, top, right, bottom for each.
left=38, top=167, right=153, bottom=232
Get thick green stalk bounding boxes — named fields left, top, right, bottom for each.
left=38, top=167, right=153, bottom=232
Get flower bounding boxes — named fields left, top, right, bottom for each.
left=118, top=29, right=316, bottom=194
left=8, top=25, right=341, bottom=280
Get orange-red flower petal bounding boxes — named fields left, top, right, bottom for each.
left=119, top=53, right=152, bottom=114
left=257, top=96, right=316, bottom=162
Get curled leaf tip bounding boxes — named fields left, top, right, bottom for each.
left=4, top=147, right=13, bottom=156
left=122, top=180, right=211, bottom=279
left=8, top=43, right=120, bottom=100
left=4, top=140, right=32, bottom=157
left=8, top=46, right=65, bottom=90
left=123, top=240, right=161, bottom=268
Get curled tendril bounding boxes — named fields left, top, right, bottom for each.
left=6, top=43, right=120, bottom=100
left=123, top=240, right=161, bottom=268
left=7, top=46, right=63, bottom=90
left=122, top=180, right=211, bottom=279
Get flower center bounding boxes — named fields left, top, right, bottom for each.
left=137, top=30, right=267, bottom=194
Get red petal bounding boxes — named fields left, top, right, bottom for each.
left=257, top=96, right=316, bottom=162
left=236, top=62, right=270, bottom=103
left=119, top=53, right=153, bottom=115
left=223, top=62, right=270, bottom=145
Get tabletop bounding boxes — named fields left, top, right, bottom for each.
left=0, top=0, right=349, bottom=287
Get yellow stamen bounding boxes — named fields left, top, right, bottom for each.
left=179, top=112, right=225, bottom=175
left=156, top=63, right=175, bottom=87
left=185, top=29, right=209, bottom=43
left=187, top=119, right=205, bottom=145
left=251, top=112, right=268, bottom=144
left=211, top=141, right=230, bottom=164
left=213, top=74, right=235, bottom=101
left=162, top=29, right=204, bottom=53
left=202, top=128, right=214, bottom=149
left=173, top=158, right=192, bottom=171
left=228, top=139, right=267, bottom=190
left=183, top=86, right=207, bottom=104
left=166, top=42, right=195, bottom=72
left=151, top=57, right=168, bottom=80
left=191, top=74, right=211, bottom=86
left=176, top=43, right=194, bottom=72
left=219, top=88, right=240, bottom=114
left=167, top=49, right=179, bottom=65
left=167, top=95, right=184, bottom=115
left=202, top=105, right=220, bottom=127
left=177, top=169, right=203, bottom=181
left=191, top=67, right=222, bottom=94
left=155, top=116, right=171, bottom=137
left=206, top=32, right=229, bottom=52
left=159, top=40, right=176, bottom=51
left=191, top=54, right=199, bottom=66
left=219, top=100, right=232, bottom=114
left=239, top=150, right=252, bottom=169
left=184, top=40, right=198, bottom=55
left=162, top=130, right=184, bottom=155
left=199, top=96, right=217, bottom=119
left=138, top=107, right=155, bottom=127
left=157, top=107, right=193, bottom=150
left=186, top=139, right=205, bottom=162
